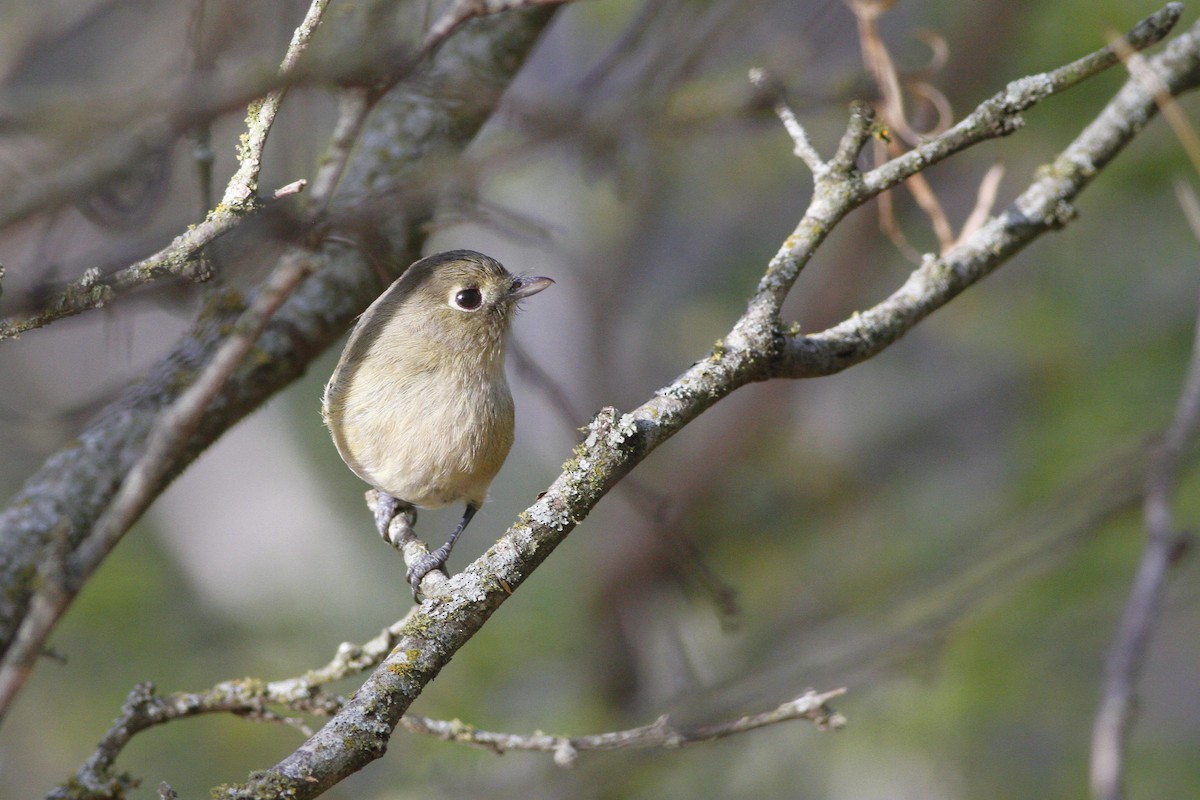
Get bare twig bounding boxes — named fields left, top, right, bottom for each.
left=303, top=88, right=374, bottom=218
left=849, top=0, right=952, bottom=146
left=0, top=1, right=328, bottom=339
left=1089, top=279, right=1200, bottom=800
left=0, top=180, right=305, bottom=339
left=64, top=680, right=338, bottom=796
left=1088, top=33, right=1200, bottom=799
left=956, top=161, right=1006, bottom=245
left=221, top=0, right=331, bottom=210
left=748, top=68, right=827, bottom=176
left=1177, top=180, right=1200, bottom=240
left=849, top=0, right=958, bottom=254
left=189, top=0, right=217, bottom=216
left=400, top=688, right=847, bottom=766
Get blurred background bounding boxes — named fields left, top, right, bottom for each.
left=1, top=0, right=1198, bottom=797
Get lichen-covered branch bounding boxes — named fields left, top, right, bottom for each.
left=220, top=0, right=330, bottom=211
left=0, top=180, right=305, bottom=340
left=61, top=680, right=842, bottom=797
left=777, top=8, right=1200, bottom=380
left=0, top=0, right=329, bottom=340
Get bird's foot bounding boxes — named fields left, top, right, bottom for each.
left=406, top=544, right=451, bottom=601
left=369, top=491, right=416, bottom=548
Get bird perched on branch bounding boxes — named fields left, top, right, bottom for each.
left=322, top=250, right=553, bottom=598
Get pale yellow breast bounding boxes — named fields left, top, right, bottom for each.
left=324, top=353, right=515, bottom=509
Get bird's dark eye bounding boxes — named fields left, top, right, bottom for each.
left=452, top=287, right=483, bottom=311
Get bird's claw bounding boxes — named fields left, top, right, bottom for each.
left=371, top=492, right=415, bottom=548
left=406, top=547, right=450, bottom=601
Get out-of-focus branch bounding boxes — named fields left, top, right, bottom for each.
left=422, top=0, right=576, bottom=54
left=1, top=0, right=329, bottom=339
left=0, top=0, right=416, bottom=234
left=0, top=180, right=305, bottom=339
left=303, top=89, right=373, bottom=219
left=0, top=245, right=318, bottom=719
left=1089, top=274, right=1200, bottom=800
left=1088, top=41, right=1200, bottom=800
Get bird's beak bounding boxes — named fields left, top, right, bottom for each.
left=508, top=275, right=554, bottom=300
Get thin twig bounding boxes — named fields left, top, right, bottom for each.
left=222, top=0, right=330, bottom=210
left=399, top=688, right=847, bottom=766
left=0, top=180, right=306, bottom=340
left=189, top=0, right=217, bottom=217
left=1176, top=180, right=1200, bottom=240
left=1088, top=41, right=1200, bottom=795
left=60, top=661, right=840, bottom=793
left=748, top=68, right=826, bottom=175
left=956, top=162, right=1006, bottom=245
left=1089, top=278, right=1200, bottom=800
left=304, top=88, right=374, bottom=219
left=66, top=680, right=340, bottom=795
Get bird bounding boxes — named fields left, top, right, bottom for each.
left=322, top=250, right=553, bottom=598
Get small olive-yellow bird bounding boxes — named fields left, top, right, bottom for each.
left=322, top=250, right=552, bottom=596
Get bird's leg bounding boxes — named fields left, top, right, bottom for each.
left=371, top=491, right=416, bottom=548
left=406, top=503, right=477, bottom=598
